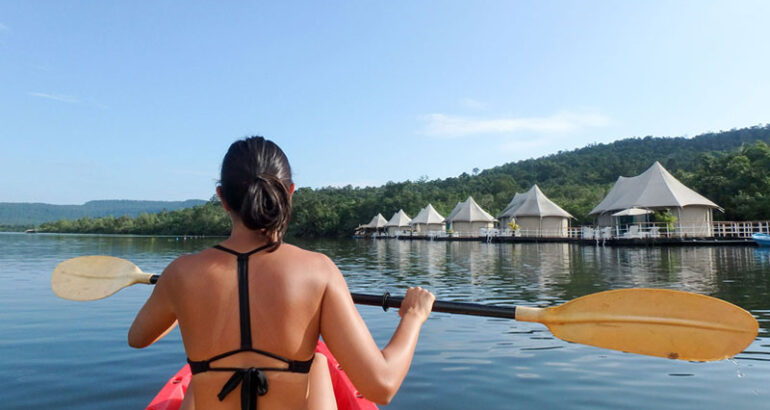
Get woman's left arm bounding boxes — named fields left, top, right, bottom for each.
left=128, top=259, right=179, bottom=348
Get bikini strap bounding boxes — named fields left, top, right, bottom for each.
left=186, top=356, right=314, bottom=410
left=212, top=243, right=274, bottom=349
left=212, top=243, right=274, bottom=257
left=187, top=349, right=314, bottom=374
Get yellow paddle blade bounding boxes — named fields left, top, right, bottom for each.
left=515, top=288, right=758, bottom=361
left=52, top=256, right=154, bottom=301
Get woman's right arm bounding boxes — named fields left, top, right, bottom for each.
left=319, top=256, right=435, bottom=405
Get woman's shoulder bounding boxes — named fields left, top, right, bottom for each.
left=162, top=243, right=340, bottom=282
left=157, top=248, right=222, bottom=282
left=278, top=243, right=340, bottom=274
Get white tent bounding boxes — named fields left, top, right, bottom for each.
left=589, top=162, right=720, bottom=237
left=385, top=209, right=412, bottom=236
left=446, top=196, right=496, bottom=236
left=364, top=213, right=388, bottom=230
left=497, top=185, right=573, bottom=237
left=410, top=204, right=445, bottom=234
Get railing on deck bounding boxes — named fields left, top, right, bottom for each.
left=367, top=220, right=770, bottom=241
left=575, top=221, right=770, bottom=240
left=713, top=221, right=770, bottom=238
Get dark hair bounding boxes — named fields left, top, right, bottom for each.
left=219, top=136, right=293, bottom=247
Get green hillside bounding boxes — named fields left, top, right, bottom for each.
left=0, top=199, right=206, bottom=226
left=291, top=125, right=770, bottom=236
left=37, top=124, right=770, bottom=237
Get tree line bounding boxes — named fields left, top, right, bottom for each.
left=39, top=202, right=230, bottom=236
left=0, top=199, right=206, bottom=226
left=37, top=125, right=770, bottom=237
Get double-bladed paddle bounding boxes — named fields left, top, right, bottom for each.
left=52, top=255, right=759, bottom=362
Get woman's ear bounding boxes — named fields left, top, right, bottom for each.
left=216, top=186, right=231, bottom=212
left=288, top=183, right=295, bottom=197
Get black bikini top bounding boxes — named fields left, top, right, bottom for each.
left=186, top=243, right=314, bottom=410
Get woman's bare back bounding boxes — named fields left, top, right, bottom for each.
left=166, top=243, right=332, bottom=409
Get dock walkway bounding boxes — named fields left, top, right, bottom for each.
left=364, top=220, right=769, bottom=247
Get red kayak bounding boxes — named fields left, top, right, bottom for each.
left=146, top=340, right=377, bottom=410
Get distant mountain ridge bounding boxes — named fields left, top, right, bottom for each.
left=0, top=199, right=207, bottom=225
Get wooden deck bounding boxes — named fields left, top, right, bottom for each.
left=368, top=233, right=759, bottom=247
left=361, top=220, right=768, bottom=247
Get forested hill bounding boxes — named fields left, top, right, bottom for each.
left=485, top=125, right=770, bottom=187
left=0, top=199, right=206, bottom=225
left=36, top=124, right=770, bottom=237
left=290, top=125, right=770, bottom=237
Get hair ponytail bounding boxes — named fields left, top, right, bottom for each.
left=240, top=173, right=291, bottom=236
left=220, top=137, right=293, bottom=248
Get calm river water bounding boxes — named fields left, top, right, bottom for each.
left=1, top=232, right=769, bottom=409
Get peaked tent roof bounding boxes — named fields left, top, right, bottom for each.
left=446, top=196, right=496, bottom=223
left=498, top=192, right=525, bottom=217
left=499, top=185, right=573, bottom=219
left=444, top=199, right=466, bottom=222
left=410, top=204, right=445, bottom=225
left=385, top=209, right=412, bottom=227
left=365, top=213, right=388, bottom=228
left=589, top=162, right=720, bottom=215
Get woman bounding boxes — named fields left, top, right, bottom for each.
left=129, top=136, right=435, bottom=410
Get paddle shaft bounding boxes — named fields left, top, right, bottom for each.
left=144, top=273, right=515, bottom=319
left=351, top=292, right=517, bottom=320
left=145, top=274, right=515, bottom=318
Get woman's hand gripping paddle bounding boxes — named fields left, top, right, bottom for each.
left=53, top=255, right=758, bottom=361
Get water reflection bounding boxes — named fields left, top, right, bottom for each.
left=331, top=239, right=770, bottom=334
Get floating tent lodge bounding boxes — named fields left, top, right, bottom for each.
left=355, top=162, right=726, bottom=241
left=589, top=162, right=721, bottom=237
left=385, top=209, right=412, bottom=236
left=363, top=213, right=388, bottom=235
left=445, top=196, right=496, bottom=236
left=497, top=185, right=573, bottom=237
left=410, top=204, right=445, bottom=234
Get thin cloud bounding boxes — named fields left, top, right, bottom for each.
left=0, top=22, right=9, bottom=31
left=420, top=111, right=610, bottom=138
left=28, top=92, right=80, bottom=104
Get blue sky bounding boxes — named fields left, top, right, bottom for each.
left=1, top=1, right=768, bottom=204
